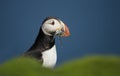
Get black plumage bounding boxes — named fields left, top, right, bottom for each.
left=24, top=17, right=56, bottom=61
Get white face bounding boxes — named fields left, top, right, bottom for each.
left=42, top=18, right=65, bottom=36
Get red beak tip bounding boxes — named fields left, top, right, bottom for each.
left=63, top=25, right=70, bottom=37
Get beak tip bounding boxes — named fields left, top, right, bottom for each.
left=62, top=25, right=70, bottom=37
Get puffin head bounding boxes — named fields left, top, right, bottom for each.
left=42, top=17, right=70, bottom=37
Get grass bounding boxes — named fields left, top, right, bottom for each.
left=0, top=55, right=120, bottom=76
left=0, top=57, right=56, bottom=76
left=57, top=56, right=120, bottom=76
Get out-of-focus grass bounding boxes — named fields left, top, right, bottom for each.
left=0, top=57, right=56, bottom=76
left=56, top=56, right=120, bottom=76
left=0, top=56, right=120, bottom=76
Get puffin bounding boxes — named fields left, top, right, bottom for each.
left=24, top=17, right=70, bottom=68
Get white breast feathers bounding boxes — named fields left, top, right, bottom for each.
left=42, top=45, right=57, bottom=68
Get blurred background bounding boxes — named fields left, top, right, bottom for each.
left=0, top=0, right=120, bottom=66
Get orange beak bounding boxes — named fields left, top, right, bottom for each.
left=62, top=24, right=70, bottom=37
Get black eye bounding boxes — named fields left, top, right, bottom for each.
left=51, top=21, right=55, bottom=25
